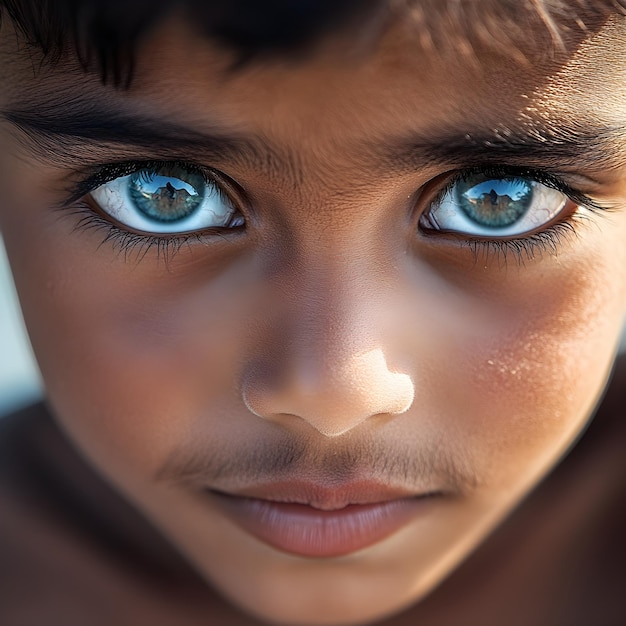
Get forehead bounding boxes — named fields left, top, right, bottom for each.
left=67, top=18, right=626, bottom=128
left=0, top=5, right=622, bottom=103
left=0, top=0, right=621, bottom=69
left=532, top=17, right=626, bottom=125
left=1, top=8, right=626, bottom=188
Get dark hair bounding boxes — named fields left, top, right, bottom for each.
left=0, top=0, right=384, bottom=85
left=1, top=0, right=625, bottom=87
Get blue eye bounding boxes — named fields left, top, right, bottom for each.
left=90, top=165, right=243, bottom=234
left=425, top=174, right=569, bottom=237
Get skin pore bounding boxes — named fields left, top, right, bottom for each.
left=1, top=6, right=626, bottom=625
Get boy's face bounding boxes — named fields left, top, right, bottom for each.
left=2, top=9, right=626, bottom=625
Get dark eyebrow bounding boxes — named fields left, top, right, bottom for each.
left=384, top=124, right=626, bottom=174
left=1, top=104, right=274, bottom=171
left=3, top=100, right=626, bottom=179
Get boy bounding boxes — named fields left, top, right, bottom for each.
left=1, top=1, right=625, bottom=624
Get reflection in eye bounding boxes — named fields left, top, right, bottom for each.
left=425, top=174, right=569, bottom=237
left=90, top=165, right=244, bottom=234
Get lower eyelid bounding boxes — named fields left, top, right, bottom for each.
left=415, top=193, right=592, bottom=265
left=63, top=199, right=247, bottom=265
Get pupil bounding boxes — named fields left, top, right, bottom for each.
left=129, top=170, right=205, bottom=223
left=456, top=177, right=532, bottom=228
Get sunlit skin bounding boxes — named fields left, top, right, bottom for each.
left=1, top=8, right=626, bottom=626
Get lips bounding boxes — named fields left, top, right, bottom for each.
left=208, top=481, right=439, bottom=558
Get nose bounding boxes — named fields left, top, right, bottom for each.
left=243, top=347, right=414, bottom=437
left=241, top=272, right=415, bottom=437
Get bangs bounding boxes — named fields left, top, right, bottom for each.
left=0, top=0, right=384, bottom=85
left=400, top=0, right=626, bottom=62
left=1, top=0, right=625, bottom=86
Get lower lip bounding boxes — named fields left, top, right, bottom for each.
left=210, top=492, right=434, bottom=558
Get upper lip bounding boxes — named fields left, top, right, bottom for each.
left=211, top=479, right=440, bottom=511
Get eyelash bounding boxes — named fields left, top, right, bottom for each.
left=421, top=164, right=610, bottom=263
left=61, top=159, right=242, bottom=262
left=60, top=159, right=611, bottom=263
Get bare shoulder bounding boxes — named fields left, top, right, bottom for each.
left=0, top=404, right=251, bottom=626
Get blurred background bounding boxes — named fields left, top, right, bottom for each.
left=1, top=233, right=625, bottom=418
left=0, top=236, right=43, bottom=416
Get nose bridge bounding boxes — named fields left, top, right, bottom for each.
left=242, top=249, right=415, bottom=437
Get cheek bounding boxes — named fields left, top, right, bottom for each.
left=3, top=164, right=626, bottom=501
left=438, top=241, right=626, bottom=491
left=1, top=199, right=258, bottom=482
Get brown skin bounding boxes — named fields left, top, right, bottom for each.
left=3, top=387, right=626, bottom=626
left=1, top=9, right=626, bottom=626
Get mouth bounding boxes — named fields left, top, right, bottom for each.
left=207, top=481, right=441, bottom=558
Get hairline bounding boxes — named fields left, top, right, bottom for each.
left=1, top=0, right=626, bottom=88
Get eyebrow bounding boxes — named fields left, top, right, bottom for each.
left=3, top=100, right=626, bottom=178
left=2, top=105, right=273, bottom=171
left=386, top=125, right=626, bottom=175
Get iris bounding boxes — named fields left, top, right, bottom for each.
left=129, top=169, right=205, bottom=223
left=456, top=177, right=532, bottom=228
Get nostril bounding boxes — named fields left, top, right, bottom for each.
left=241, top=348, right=414, bottom=437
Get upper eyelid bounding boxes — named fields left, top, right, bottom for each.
left=62, top=158, right=608, bottom=217
left=62, top=159, right=226, bottom=206
left=435, top=165, right=604, bottom=212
